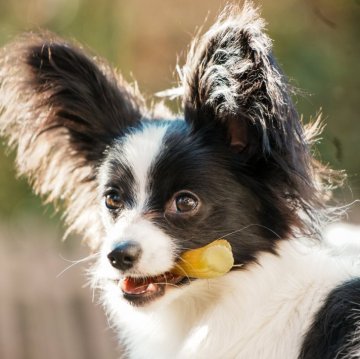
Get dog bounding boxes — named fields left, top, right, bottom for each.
left=1, top=3, right=359, bottom=358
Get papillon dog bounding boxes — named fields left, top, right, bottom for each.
left=1, top=3, right=359, bottom=358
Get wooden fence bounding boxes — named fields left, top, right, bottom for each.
left=0, top=222, right=122, bottom=359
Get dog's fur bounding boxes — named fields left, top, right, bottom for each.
left=1, top=3, right=359, bottom=358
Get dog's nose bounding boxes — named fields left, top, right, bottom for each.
left=107, top=241, right=142, bottom=271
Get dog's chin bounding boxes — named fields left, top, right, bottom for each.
left=118, top=273, right=189, bottom=307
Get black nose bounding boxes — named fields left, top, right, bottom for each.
left=107, top=241, right=142, bottom=271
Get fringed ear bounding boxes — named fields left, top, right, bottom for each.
left=182, top=3, right=329, bottom=234
left=0, top=32, right=145, bottom=248
left=183, top=3, right=302, bottom=153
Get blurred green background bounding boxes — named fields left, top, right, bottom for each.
left=0, top=0, right=359, bottom=224
left=0, top=0, right=359, bottom=225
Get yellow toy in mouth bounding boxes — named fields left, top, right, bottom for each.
left=170, top=239, right=234, bottom=279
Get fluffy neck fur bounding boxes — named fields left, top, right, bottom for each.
left=100, top=238, right=359, bottom=359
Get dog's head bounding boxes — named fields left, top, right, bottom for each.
left=0, top=4, right=328, bottom=306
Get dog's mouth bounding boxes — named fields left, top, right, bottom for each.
left=119, top=272, right=187, bottom=306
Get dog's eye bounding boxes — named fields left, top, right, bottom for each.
left=168, top=191, right=199, bottom=214
left=105, top=192, right=124, bottom=211
left=176, top=195, right=197, bottom=212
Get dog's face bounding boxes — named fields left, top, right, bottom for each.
left=96, top=120, right=264, bottom=305
left=0, top=5, right=324, bottom=307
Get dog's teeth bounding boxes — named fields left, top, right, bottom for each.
left=147, top=283, right=158, bottom=293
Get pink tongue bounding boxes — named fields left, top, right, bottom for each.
left=121, top=277, right=157, bottom=295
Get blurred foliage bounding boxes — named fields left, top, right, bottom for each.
left=0, top=0, right=359, bottom=224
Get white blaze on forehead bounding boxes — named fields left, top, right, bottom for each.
left=122, top=124, right=169, bottom=208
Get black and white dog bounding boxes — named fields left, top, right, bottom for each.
left=1, top=3, right=359, bottom=358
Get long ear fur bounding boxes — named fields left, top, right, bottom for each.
left=0, top=32, right=145, bottom=248
left=183, top=3, right=302, bottom=154
left=182, top=3, right=331, bottom=235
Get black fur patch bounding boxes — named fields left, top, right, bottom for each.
left=101, top=152, right=137, bottom=212
left=299, top=278, right=360, bottom=359
left=181, top=5, right=329, bottom=239
left=145, top=120, right=283, bottom=265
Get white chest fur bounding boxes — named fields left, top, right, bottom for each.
left=102, top=239, right=360, bottom=359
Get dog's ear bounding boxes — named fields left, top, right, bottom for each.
left=0, top=32, right=145, bottom=248
left=183, top=3, right=303, bottom=156
left=182, top=3, right=327, bottom=233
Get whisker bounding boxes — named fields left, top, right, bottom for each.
left=154, top=281, right=186, bottom=289
left=172, top=260, right=191, bottom=282
left=56, top=252, right=100, bottom=278
left=177, top=223, right=282, bottom=248
left=232, top=264, right=244, bottom=268
left=217, top=224, right=282, bottom=240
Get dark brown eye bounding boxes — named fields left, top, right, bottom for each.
left=105, top=192, right=123, bottom=211
left=176, top=195, right=197, bottom=212
left=168, top=191, right=200, bottom=214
